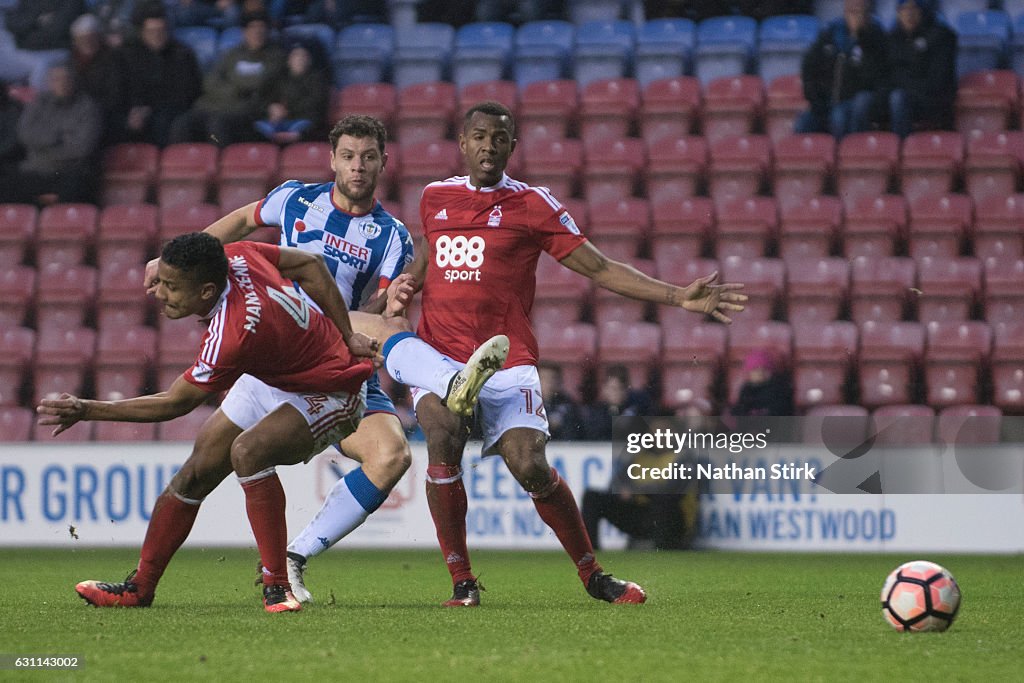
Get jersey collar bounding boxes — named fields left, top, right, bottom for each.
left=463, top=173, right=510, bottom=193
left=199, top=279, right=231, bottom=322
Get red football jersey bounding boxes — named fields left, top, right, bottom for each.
left=183, top=242, right=373, bottom=394
left=417, top=174, right=587, bottom=366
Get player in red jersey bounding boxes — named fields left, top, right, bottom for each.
left=383, top=101, right=746, bottom=606
left=37, top=232, right=379, bottom=613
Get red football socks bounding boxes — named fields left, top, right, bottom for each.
left=531, top=468, right=602, bottom=585
left=134, top=490, right=201, bottom=598
left=240, top=472, right=289, bottom=587
left=426, top=464, right=474, bottom=584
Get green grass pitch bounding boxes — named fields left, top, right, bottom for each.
left=1, top=548, right=1021, bottom=681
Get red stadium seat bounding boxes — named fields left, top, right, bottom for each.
left=535, top=322, right=597, bottom=400
left=277, top=142, right=333, bottom=185
left=158, top=404, right=218, bottom=441
left=963, top=131, right=1024, bottom=203
left=333, top=83, right=398, bottom=130
left=707, top=135, right=770, bottom=206
left=872, top=404, right=935, bottom=445
left=907, top=193, right=973, bottom=259
left=398, top=140, right=461, bottom=228
left=0, top=326, right=33, bottom=406
left=94, top=325, right=158, bottom=401
left=582, top=137, right=645, bottom=202
left=659, top=319, right=727, bottom=408
left=158, top=203, right=221, bottom=241
left=836, top=132, right=899, bottom=208
left=97, top=204, right=158, bottom=275
left=778, top=196, right=841, bottom=261
left=458, top=80, right=519, bottom=118
left=785, top=257, right=849, bottom=324
left=649, top=196, right=712, bottom=260
left=37, top=203, right=98, bottom=267
left=585, top=197, right=649, bottom=262
left=955, top=70, right=1020, bottom=134
left=0, top=203, right=37, bottom=268
left=982, top=257, right=1024, bottom=325
left=157, top=143, right=217, bottom=208
left=701, top=75, right=765, bottom=145
left=858, top=321, right=925, bottom=409
left=713, top=197, right=778, bottom=260
left=520, top=137, right=582, bottom=199
left=592, top=258, right=656, bottom=326
left=843, top=195, right=906, bottom=259
left=518, top=80, right=579, bottom=140
left=0, top=265, right=36, bottom=328
left=974, top=193, right=1024, bottom=260
left=639, top=76, right=701, bottom=145
left=533, top=251, right=592, bottom=327
left=597, top=320, right=661, bottom=389
left=0, top=406, right=34, bottom=441
left=725, top=320, right=792, bottom=403
left=924, top=320, right=992, bottom=408
left=936, top=404, right=1002, bottom=445
left=579, top=78, right=640, bottom=146
left=33, top=326, right=97, bottom=404
left=396, top=81, right=457, bottom=145
left=720, top=256, right=784, bottom=321
left=992, top=321, right=1024, bottom=413
left=849, top=256, right=916, bottom=323
left=102, top=142, right=159, bottom=205
left=801, top=404, right=870, bottom=446
left=643, top=135, right=707, bottom=204
left=764, top=74, right=806, bottom=144
left=899, top=132, right=964, bottom=203
left=915, top=256, right=982, bottom=324
left=793, top=321, right=857, bottom=410
left=35, top=263, right=97, bottom=335
left=772, top=134, right=835, bottom=210
left=217, top=142, right=280, bottom=210
left=95, top=421, right=158, bottom=441
left=96, top=262, right=150, bottom=331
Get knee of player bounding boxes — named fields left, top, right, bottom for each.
left=376, top=439, right=412, bottom=479
left=229, top=433, right=265, bottom=475
left=504, top=450, right=551, bottom=492
left=383, top=315, right=413, bottom=335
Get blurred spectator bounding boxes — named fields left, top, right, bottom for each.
left=170, top=0, right=242, bottom=29
left=255, top=45, right=328, bottom=143
left=473, top=0, right=566, bottom=24
left=885, top=0, right=957, bottom=138
left=120, top=4, right=203, bottom=146
left=795, top=0, right=887, bottom=138
left=581, top=365, right=655, bottom=441
left=70, top=14, right=128, bottom=145
left=0, top=63, right=101, bottom=205
left=0, top=84, right=24, bottom=176
left=0, top=0, right=86, bottom=90
left=170, top=10, right=286, bottom=146
left=538, top=363, right=585, bottom=441
left=729, top=349, right=794, bottom=418
left=90, top=0, right=140, bottom=47
left=303, top=0, right=387, bottom=25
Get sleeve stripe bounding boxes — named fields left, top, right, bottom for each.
left=200, top=306, right=227, bottom=367
left=528, top=185, right=563, bottom=212
left=253, top=197, right=268, bottom=226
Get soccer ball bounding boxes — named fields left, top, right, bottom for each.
left=880, top=560, right=961, bottom=632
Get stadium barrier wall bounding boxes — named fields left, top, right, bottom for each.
left=1, top=442, right=1022, bottom=552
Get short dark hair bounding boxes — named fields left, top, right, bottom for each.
left=329, top=114, right=387, bottom=154
left=463, top=101, right=516, bottom=138
left=161, top=232, right=228, bottom=286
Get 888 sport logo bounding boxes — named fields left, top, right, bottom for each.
left=435, top=235, right=485, bottom=282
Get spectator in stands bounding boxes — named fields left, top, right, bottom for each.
left=169, top=10, right=286, bottom=147
left=581, top=365, right=655, bottom=441
left=885, top=0, right=957, bottom=138
left=0, top=84, right=24, bottom=177
left=90, top=0, right=140, bottom=48
left=0, top=63, right=101, bottom=205
left=120, top=3, right=203, bottom=147
left=538, top=363, right=585, bottom=441
left=70, top=14, right=128, bottom=145
left=0, top=0, right=87, bottom=90
left=254, top=44, right=328, bottom=143
left=729, top=349, right=794, bottom=419
left=303, top=0, right=387, bottom=25
left=795, top=0, right=887, bottom=139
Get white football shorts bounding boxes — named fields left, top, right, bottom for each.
left=411, top=364, right=550, bottom=456
left=221, top=374, right=366, bottom=459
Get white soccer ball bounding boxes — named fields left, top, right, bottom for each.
left=880, top=560, right=961, bottom=632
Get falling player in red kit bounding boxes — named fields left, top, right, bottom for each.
left=383, top=101, right=747, bottom=606
left=37, top=233, right=378, bottom=613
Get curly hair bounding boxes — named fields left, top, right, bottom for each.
left=160, top=232, right=228, bottom=286
left=329, top=114, right=387, bottom=154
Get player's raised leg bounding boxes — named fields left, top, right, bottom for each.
left=75, top=410, right=241, bottom=607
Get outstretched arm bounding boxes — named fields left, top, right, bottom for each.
left=559, top=242, right=746, bottom=324
left=36, top=376, right=209, bottom=436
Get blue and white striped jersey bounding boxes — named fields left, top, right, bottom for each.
left=255, top=180, right=414, bottom=311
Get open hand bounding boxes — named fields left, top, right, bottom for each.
left=385, top=273, right=416, bottom=317
left=680, top=271, right=747, bottom=324
left=346, top=332, right=382, bottom=367
left=36, top=393, right=87, bottom=437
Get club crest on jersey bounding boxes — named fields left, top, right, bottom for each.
left=559, top=211, right=581, bottom=235
left=357, top=219, right=381, bottom=240
left=488, top=205, right=502, bottom=227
